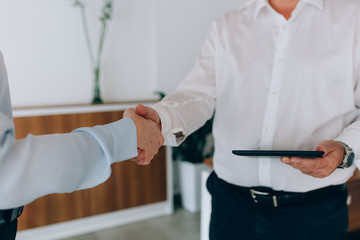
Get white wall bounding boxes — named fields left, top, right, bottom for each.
left=0, top=0, right=248, bottom=107
left=156, top=0, right=248, bottom=94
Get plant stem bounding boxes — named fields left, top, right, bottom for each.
left=91, top=15, right=108, bottom=104
left=73, top=0, right=113, bottom=104
left=79, top=4, right=95, bottom=67
left=96, top=21, right=107, bottom=68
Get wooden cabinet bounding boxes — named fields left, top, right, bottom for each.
left=12, top=105, right=168, bottom=232
left=348, top=170, right=360, bottom=232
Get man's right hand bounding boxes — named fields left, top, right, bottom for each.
left=136, top=104, right=184, bottom=139
left=135, top=104, right=162, bottom=131
left=123, top=108, right=164, bottom=165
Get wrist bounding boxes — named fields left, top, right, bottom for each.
left=336, top=141, right=355, bottom=169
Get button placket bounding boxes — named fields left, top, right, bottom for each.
left=258, top=20, right=290, bottom=186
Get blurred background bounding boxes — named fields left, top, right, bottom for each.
left=1, top=1, right=248, bottom=240
left=4, top=1, right=360, bottom=240
left=0, top=0, right=246, bottom=107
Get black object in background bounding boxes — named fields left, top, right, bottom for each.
left=232, top=150, right=324, bottom=158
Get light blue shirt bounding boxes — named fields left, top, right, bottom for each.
left=0, top=52, right=138, bottom=209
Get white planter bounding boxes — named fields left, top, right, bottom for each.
left=178, top=161, right=211, bottom=213
left=201, top=168, right=212, bottom=240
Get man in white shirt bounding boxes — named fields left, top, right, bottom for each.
left=132, top=0, right=360, bottom=239
left=0, top=51, right=164, bottom=240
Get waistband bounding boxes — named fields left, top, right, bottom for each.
left=214, top=172, right=347, bottom=207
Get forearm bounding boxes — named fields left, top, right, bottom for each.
left=152, top=90, right=215, bottom=146
left=0, top=118, right=137, bottom=209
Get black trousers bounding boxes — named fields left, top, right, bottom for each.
left=0, top=220, right=17, bottom=240
left=206, top=171, right=348, bottom=240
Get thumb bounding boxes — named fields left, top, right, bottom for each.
left=315, top=143, right=328, bottom=156
left=136, top=104, right=160, bottom=124
left=123, top=108, right=136, bottom=118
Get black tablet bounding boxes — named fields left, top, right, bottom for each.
left=232, top=150, right=324, bottom=158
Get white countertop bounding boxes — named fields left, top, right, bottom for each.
left=12, top=100, right=158, bottom=118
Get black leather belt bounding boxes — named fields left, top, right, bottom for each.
left=0, top=207, right=23, bottom=225
left=235, top=184, right=347, bottom=208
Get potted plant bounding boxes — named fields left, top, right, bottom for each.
left=70, top=0, right=114, bottom=104
left=154, top=91, right=214, bottom=212
left=172, top=116, right=214, bottom=212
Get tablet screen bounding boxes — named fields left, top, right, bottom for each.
left=232, top=150, right=324, bottom=158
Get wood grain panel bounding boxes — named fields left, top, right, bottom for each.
left=348, top=169, right=360, bottom=232
left=13, top=111, right=167, bottom=230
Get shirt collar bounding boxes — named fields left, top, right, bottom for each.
left=254, top=0, right=269, bottom=19
left=254, top=0, right=324, bottom=19
left=302, top=0, right=324, bottom=10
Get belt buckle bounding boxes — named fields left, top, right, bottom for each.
left=250, top=189, right=278, bottom=207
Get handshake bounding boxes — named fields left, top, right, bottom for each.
left=124, top=104, right=164, bottom=165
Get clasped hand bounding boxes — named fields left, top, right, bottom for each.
left=124, top=105, right=163, bottom=165
left=281, top=140, right=344, bottom=178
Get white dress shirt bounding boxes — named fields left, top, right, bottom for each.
left=153, top=0, right=360, bottom=192
left=0, top=52, right=138, bottom=209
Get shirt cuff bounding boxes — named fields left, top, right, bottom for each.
left=74, top=117, right=138, bottom=165
left=152, top=103, right=185, bottom=146
left=334, top=136, right=359, bottom=161
left=355, top=160, right=360, bottom=170
left=104, top=117, right=138, bottom=163
left=152, top=103, right=173, bottom=141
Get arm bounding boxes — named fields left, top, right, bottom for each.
left=143, top=22, right=219, bottom=147
left=281, top=31, right=360, bottom=178
left=128, top=21, right=218, bottom=164
left=0, top=116, right=138, bottom=209
left=0, top=53, right=163, bottom=208
left=280, top=89, right=360, bottom=178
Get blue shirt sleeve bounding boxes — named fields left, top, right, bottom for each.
left=0, top=52, right=138, bottom=209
